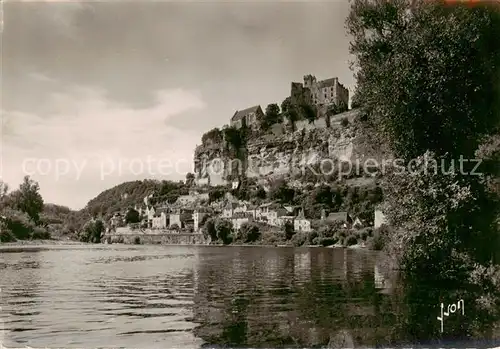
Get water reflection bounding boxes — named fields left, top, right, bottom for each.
left=192, top=247, right=392, bottom=347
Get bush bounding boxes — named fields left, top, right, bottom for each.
left=240, top=222, right=261, bottom=243
left=346, top=235, right=358, bottom=246
left=2, top=209, right=35, bottom=240
left=340, top=117, right=349, bottom=127
left=31, top=227, right=51, bottom=240
left=291, top=232, right=308, bottom=247
left=0, top=221, right=15, bottom=242
left=134, top=236, right=141, bottom=245
left=284, top=221, right=295, bottom=240
left=319, top=237, right=338, bottom=247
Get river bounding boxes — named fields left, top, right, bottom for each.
left=0, top=244, right=497, bottom=348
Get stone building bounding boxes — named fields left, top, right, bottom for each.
left=229, top=105, right=264, bottom=129
left=291, top=74, right=349, bottom=108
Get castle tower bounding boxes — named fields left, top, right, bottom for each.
left=303, top=74, right=316, bottom=89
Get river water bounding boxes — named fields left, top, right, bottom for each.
left=0, top=245, right=497, bottom=348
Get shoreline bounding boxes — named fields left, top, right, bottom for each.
left=0, top=239, right=369, bottom=250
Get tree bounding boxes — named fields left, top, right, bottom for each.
left=185, top=172, right=195, bottom=187
left=125, top=208, right=140, bottom=224
left=347, top=0, right=500, bottom=162
left=268, top=178, right=295, bottom=204
left=240, top=222, right=261, bottom=243
left=13, top=176, right=44, bottom=225
left=202, top=218, right=217, bottom=241
left=260, top=103, right=281, bottom=131
left=281, top=97, right=292, bottom=114
left=215, top=218, right=233, bottom=244
left=80, top=219, right=104, bottom=243
left=327, top=101, right=348, bottom=116
left=300, top=104, right=316, bottom=123
left=347, top=0, right=500, bottom=339
left=0, top=180, right=9, bottom=210
left=382, top=153, right=500, bottom=338
left=284, top=221, right=295, bottom=240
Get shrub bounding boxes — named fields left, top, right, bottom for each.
left=31, top=227, right=51, bottom=240
left=291, top=232, right=308, bottom=247
left=240, top=222, right=261, bottom=243
left=340, top=117, right=349, bottom=127
left=0, top=221, right=15, bottom=242
left=319, top=237, right=338, bottom=247
left=346, top=235, right=358, bottom=246
left=134, top=236, right=141, bottom=245
left=284, top=221, right=295, bottom=240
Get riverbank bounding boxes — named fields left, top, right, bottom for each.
left=0, top=239, right=85, bottom=246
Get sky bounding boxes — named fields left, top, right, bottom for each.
left=1, top=0, right=355, bottom=210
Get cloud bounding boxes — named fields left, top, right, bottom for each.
left=2, top=84, right=206, bottom=209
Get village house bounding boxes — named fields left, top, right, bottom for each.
left=352, top=217, right=364, bottom=229
left=246, top=204, right=258, bottom=219
left=152, top=208, right=169, bottom=229
left=256, top=202, right=273, bottom=221
left=110, top=212, right=125, bottom=227
left=231, top=212, right=253, bottom=230
left=229, top=105, right=264, bottom=129
left=323, top=211, right=353, bottom=229
left=233, top=202, right=249, bottom=215
left=374, top=205, right=388, bottom=228
left=294, top=210, right=312, bottom=232
left=222, top=202, right=239, bottom=218
left=169, top=210, right=182, bottom=229
left=267, top=207, right=291, bottom=227
left=143, top=206, right=156, bottom=228
left=193, top=208, right=209, bottom=232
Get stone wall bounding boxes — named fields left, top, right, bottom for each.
left=105, top=232, right=207, bottom=245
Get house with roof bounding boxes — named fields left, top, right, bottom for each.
left=193, top=208, right=209, bottom=232
left=152, top=208, right=168, bottom=229
left=110, top=212, right=124, bottom=227
left=229, top=105, right=264, bottom=129
left=324, top=211, right=353, bottom=229
left=268, top=207, right=292, bottom=227
left=374, top=205, right=388, bottom=228
left=233, top=202, right=249, bottom=215
left=294, top=209, right=312, bottom=232
left=231, top=212, right=254, bottom=230
left=256, top=202, right=273, bottom=221
left=246, top=204, right=258, bottom=219
left=169, top=210, right=182, bottom=229
left=352, top=217, right=364, bottom=229
left=222, top=202, right=239, bottom=218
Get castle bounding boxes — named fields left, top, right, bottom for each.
left=229, top=74, right=349, bottom=129
left=293, top=74, right=349, bottom=108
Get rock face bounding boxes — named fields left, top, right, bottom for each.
left=193, top=109, right=388, bottom=187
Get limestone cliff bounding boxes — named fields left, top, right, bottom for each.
left=193, top=109, right=390, bottom=188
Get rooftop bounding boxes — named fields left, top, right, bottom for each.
left=231, top=105, right=261, bottom=122
left=326, top=212, right=351, bottom=222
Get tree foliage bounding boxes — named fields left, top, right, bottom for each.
left=347, top=0, right=500, bottom=161
left=12, top=176, right=44, bottom=225
left=80, top=219, right=104, bottom=243
left=381, top=153, right=500, bottom=338
left=348, top=0, right=500, bottom=339
left=125, top=208, right=141, bottom=224
left=260, top=103, right=282, bottom=131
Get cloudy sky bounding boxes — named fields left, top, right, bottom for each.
left=1, top=0, right=355, bottom=210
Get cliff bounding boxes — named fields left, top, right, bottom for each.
left=193, top=109, right=391, bottom=188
